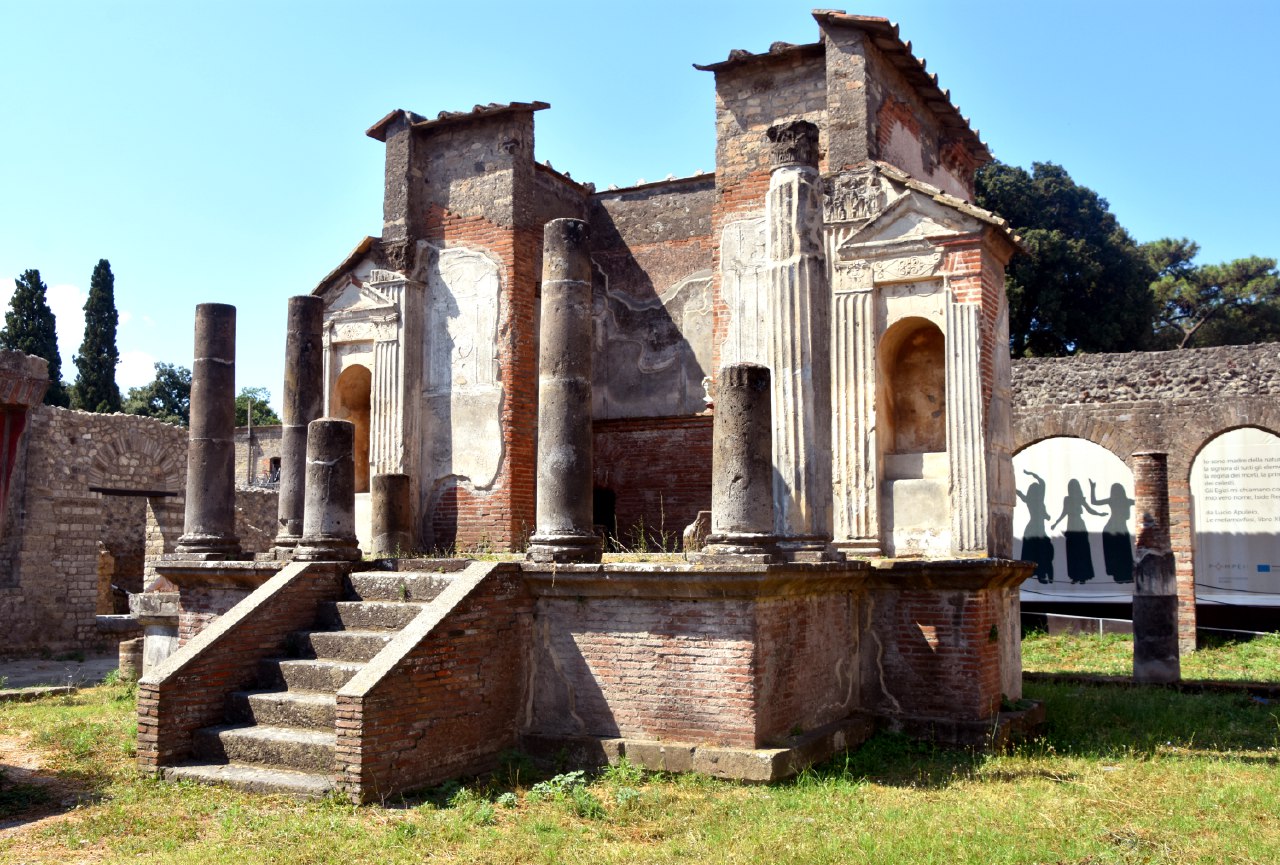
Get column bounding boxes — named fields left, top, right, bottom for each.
left=699, top=363, right=779, bottom=562
left=945, top=299, right=989, bottom=554
left=1132, top=451, right=1180, bottom=683
left=295, top=419, right=361, bottom=562
left=370, top=472, right=413, bottom=558
left=275, top=295, right=324, bottom=553
left=175, top=303, right=240, bottom=559
left=527, top=218, right=603, bottom=564
left=764, top=120, right=836, bottom=560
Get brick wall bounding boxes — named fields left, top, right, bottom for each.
left=0, top=407, right=186, bottom=654
left=593, top=416, right=712, bottom=551
left=527, top=595, right=759, bottom=747
left=863, top=587, right=1004, bottom=721
left=233, top=425, right=282, bottom=485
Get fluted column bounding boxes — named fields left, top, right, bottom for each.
left=527, top=218, right=603, bottom=564
left=175, top=303, right=240, bottom=559
left=275, top=295, right=324, bottom=553
left=1132, top=451, right=1180, bottom=683
left=945, top=299, right=988, bottom=554
left=832, top=289, right=878, bottom=551
left=764, top=120, right=835, bottom=561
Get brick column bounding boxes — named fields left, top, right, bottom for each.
left=528, top=218, right=603, bottom=564
left=1131, top=451, right=1180, bottom=683
left=764, top=120, right=835, bottom=561
left=275, top=295, right=324, bottom=554
left=175, top=304, right=241, bottom=559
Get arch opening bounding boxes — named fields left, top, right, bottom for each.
left=334, top=364, right=372, bottom=493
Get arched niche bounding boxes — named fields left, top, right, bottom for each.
left=334, top=364, right=372, bottom=493
left=878, top=316, right=948, bottom=555
left=881, top=316, right=945, bottom=456
left=1190, top=426, right=1280, bottom=606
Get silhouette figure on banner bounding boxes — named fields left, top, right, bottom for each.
left=1016, top=470, right=1054, bottom=583
left=1090, top=480, right=1135, bottom=583
left=1052, top=478, right=1104, bottom=584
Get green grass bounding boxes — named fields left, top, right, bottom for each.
left=2, top=640, right=1280, bottom=863
left=1022, top=629, right=1280, bottom=681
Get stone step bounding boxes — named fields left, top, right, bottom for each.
left=228, top=690, right=336, bottom=730
left=344, top=572, right=454, bottom=603
left=317, top=600, right=424, bottom=631
left=258, top=657, right=364, bottom=692
left=294, top=629, right=395, bottom=663
left=193, top=724, right=335, bottom=774
left=164, top=762, right=332, bottom=799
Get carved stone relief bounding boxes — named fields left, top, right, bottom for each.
left=421, top=246, right=504, bottom=491
left=719, top=217, right=769, bottom=367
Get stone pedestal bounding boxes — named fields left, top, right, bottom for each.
left=528, top=218, right=603, bottom=564
left=763, top=121, right=836, bottom=561
left=296, top=419, right=361, bottom=562
left=276, top=295, right=325, bottom=554
left=175, top=303, right=241, bottom=559
left=1132, top=451, right=1180, bottom=684
left=129, top=591, right=180, bottom=675
left=370, top=473, right=413, bottom=557
left=699, top=363, right=779, bottom=562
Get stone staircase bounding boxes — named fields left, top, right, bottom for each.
left=164, top=570, right=453, bottom=797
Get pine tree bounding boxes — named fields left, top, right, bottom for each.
left=72, top=259, right=122, bottom=412
left=1, top=269, right=69, bottom=406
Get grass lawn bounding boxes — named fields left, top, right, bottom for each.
left=2, top=637, right=1279, bottom=864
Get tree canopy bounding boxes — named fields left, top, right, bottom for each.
left=974, top=161, right=1155, bottom=357
left=72, top=258, right=122, bottom=412
left=235, top=387, right=282, bottom=427
left=123, top=362, right=191, bottom=425
left=1, top=269, right=69, bottom=406
left=1144, top=238, right=1280, bottom=349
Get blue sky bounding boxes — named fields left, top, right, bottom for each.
left=2, top=0, right=1276, bottom=412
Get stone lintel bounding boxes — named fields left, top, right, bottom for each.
left=154, top=560, right=286, bottom=591
left=520, top=561, right=869, bottom=599
left=521, top=714, right=876, bottom=783
left=864, top=558, right=1033, bottom=591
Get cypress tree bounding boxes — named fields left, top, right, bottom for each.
left=73, top=259, right=122, bottom=412
left=1, top=269, right=69, bottom=406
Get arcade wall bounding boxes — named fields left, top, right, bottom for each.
left=1011, top=342, right=1280, bottom=649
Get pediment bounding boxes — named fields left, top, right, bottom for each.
left=842, top=190, right=986, bottom=249
left=326, top=278, right=397, bottom=316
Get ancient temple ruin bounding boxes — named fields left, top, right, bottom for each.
left=311, top=10, right=1016, bottom=558
left=135, top=11, right=1039, bottom=801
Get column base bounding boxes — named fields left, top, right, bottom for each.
left=527, top=532, right=603, bottom=564
left=688, top=532, right=782, bottom=564
left=778, top=537, right=844, bottom=563
left=294, top=537, right=362, bottom=562
left=173, top=533, right=243, bottom=561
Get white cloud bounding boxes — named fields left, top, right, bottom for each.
left=117, top=349, right=157, bottom=391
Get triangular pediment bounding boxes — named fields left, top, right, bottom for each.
left=844, top=189, right=986, bottom=248
left=326, top=277, right=397, bottom=316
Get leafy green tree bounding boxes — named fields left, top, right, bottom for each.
left=123, top=362, right=191, bottom=425
left=235, top=386, right=282, bottom=427
left=1144, top=238, right=1280, bottom=349
left=71, top=259, right=121, bottom=412
left=1, top=269, right=69, bottom=406
left=975, top=161, right=1155, bottom=357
